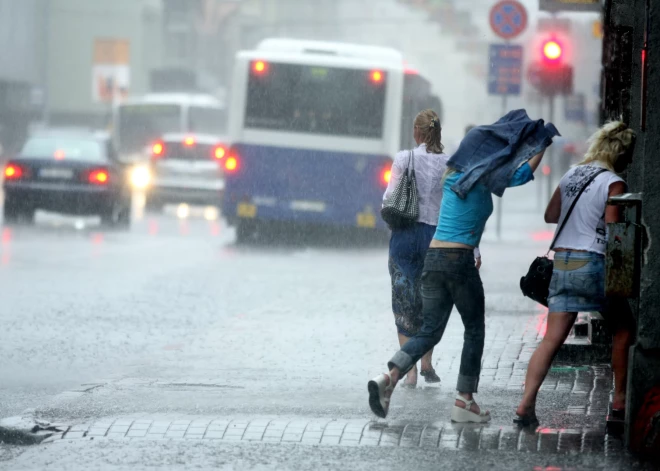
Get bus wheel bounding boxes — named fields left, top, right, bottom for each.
left=236, top=220, right=258, bottom=244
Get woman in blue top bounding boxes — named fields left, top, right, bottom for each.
left=368, top=139, right=547, bottom=422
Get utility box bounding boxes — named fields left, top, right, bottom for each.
left=606, top=222, right=639, bottom=297
left=606, top=193, right=643, bottom=299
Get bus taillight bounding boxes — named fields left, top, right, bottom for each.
left=371, top=70, right=384, bottom=83
left=253, top=61, right=268, bottom=74
left=382, top=168, right=392, bottom=185
left=225, top=155, right=239, bottom=172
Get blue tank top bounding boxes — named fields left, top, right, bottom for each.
left=434, top=163, right=534, bottom=247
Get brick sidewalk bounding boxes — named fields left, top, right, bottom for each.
left=44, top=417, right=624, bottom=457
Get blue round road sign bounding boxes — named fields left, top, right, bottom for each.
left=490, top=0, right=528, bottom=40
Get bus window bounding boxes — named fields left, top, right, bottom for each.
left=188, top=106, right=227, bottom=136
left=245, top=64, right=386, bottom=138
left=117, top=104, right=181, bottom=153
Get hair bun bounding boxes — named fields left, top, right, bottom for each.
left=608, top=122, right=628, bottom=137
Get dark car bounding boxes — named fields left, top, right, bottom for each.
left=145, top=133, right=226, bottom=211
left=2, top=131, right=132, bottom=228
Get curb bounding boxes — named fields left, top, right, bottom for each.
left=0, top=416, right=69, bottom=446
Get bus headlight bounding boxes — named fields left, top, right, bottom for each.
left=131, top=165, right=151, bottom=189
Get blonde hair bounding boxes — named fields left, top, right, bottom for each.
left=414, top=109, right=444, bottom=154
left=577, top=121, right=636, bottom=172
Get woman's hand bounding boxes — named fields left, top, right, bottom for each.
left=475, top=256, right=482, bottom=270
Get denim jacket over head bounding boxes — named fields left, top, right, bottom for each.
left=447, top=109, right=560, bottom=199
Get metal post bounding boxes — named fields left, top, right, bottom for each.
left=547, top=93, right=556, bottom=203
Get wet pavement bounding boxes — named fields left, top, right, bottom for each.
left=0, top=185, right=657, bottom=469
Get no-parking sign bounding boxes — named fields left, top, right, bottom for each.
left=489, top=0, right=528, bottom=40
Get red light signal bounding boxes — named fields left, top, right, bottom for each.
left=528, top=36, right=573, bottom=97
left=542, top=40, right=562, bottom=62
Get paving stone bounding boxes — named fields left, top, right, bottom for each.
left=129, top=423, right=151, bottom=431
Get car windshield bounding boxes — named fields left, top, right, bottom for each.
left=20, top=137, right=105, bottom=161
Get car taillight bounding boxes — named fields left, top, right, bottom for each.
left=213, top=146, right=226, bottom=160
left=88, top=169, right=109, bottom=185
left=184, top=136, right=196, bottom=147
left=152, top=142, right=165, bottom=158
left=4, top=163, right=24, bottom=180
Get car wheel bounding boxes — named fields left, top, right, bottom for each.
left=101, top=200, right=131, bottom=230
left=3, top=198, right=34, bottom=225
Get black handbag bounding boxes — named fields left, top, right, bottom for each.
left=520, top=168, right=607, bottom=306
left=381, top=150, right=420, bottom=229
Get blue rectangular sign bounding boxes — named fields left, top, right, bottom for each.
left=488, top=44, right=523, bottom=96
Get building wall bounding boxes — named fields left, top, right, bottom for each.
left=46, top=0, right=163, bottom=126
left=0, top=0, right=45, bottom=84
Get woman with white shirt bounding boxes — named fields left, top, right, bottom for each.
left=383, top=110, right=478, bottom=387
left=515, top=121, right=637, bottom=425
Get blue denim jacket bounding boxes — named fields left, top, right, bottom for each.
left=448, top=109, right=560, bottom=198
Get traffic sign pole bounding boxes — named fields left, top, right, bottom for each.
left=488, top=1, right=527, bottom=240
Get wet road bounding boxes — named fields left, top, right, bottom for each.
left=2, top=186, right=651, bottom=469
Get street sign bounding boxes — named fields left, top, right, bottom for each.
left=565, top=94, right=586, bottom=122
left=489, top=1, right=528, bottom=40
left=539, top=0, right=601, bottom=13
left=488, top=44, right=523, bottom=95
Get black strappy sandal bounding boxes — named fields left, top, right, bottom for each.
left=513, top=412, right=539, bottom=427
left=420, top=369, right=441, bottom=383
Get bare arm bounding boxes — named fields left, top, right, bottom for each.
left=545, top=186, right=561, bottom=224
left=526, top=149, right=547, bottom=173
left=605, top=181, right=627, bottom=224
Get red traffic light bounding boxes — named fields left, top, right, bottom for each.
left=542, top=40, right=563, bottom=63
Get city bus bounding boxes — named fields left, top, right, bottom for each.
left=113, top=93, right=227, bottom=162
left=222, top=39, right=443, bottom=241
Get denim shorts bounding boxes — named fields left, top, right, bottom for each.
left=548, top=251, right=605, bottom=313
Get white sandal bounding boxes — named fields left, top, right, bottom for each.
left=451, top=394, right=491, bottom=423
left=368, top=373, right=394, bottom=418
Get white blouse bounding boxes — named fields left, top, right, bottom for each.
left=383, top=144, right=449, bottom=227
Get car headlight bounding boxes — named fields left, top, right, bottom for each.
left=131, top=166, right=151, bottom=189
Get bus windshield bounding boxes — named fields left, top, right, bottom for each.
left=245, top=63, right=386, bottom=138
left=188, top=106, right=227, bottom=135
left=117, top=104, right=182, bottom=153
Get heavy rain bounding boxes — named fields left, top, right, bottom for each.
left=1, top=0, right=660, bottom=469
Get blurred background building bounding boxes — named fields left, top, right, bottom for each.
left=0, top=0, right=603, bottom=158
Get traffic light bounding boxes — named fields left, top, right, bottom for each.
left=528, top=38, right=573, bottom=96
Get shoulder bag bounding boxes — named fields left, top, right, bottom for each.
left=381, top=150, right=420, bottom=229
left=520, top=168, right=607, bottom=306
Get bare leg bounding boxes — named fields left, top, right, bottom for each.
left=398, top=333, right=418, bottom=385
left=420, top=349, right=434, bottom=372
left=455, top=392, right=487, bottom=415
left=612, top=327, right=633, bottom=410
left=517, top=312, right=578, bottom=415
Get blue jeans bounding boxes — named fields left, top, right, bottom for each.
left=388, top=248, right=484, bottom=393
